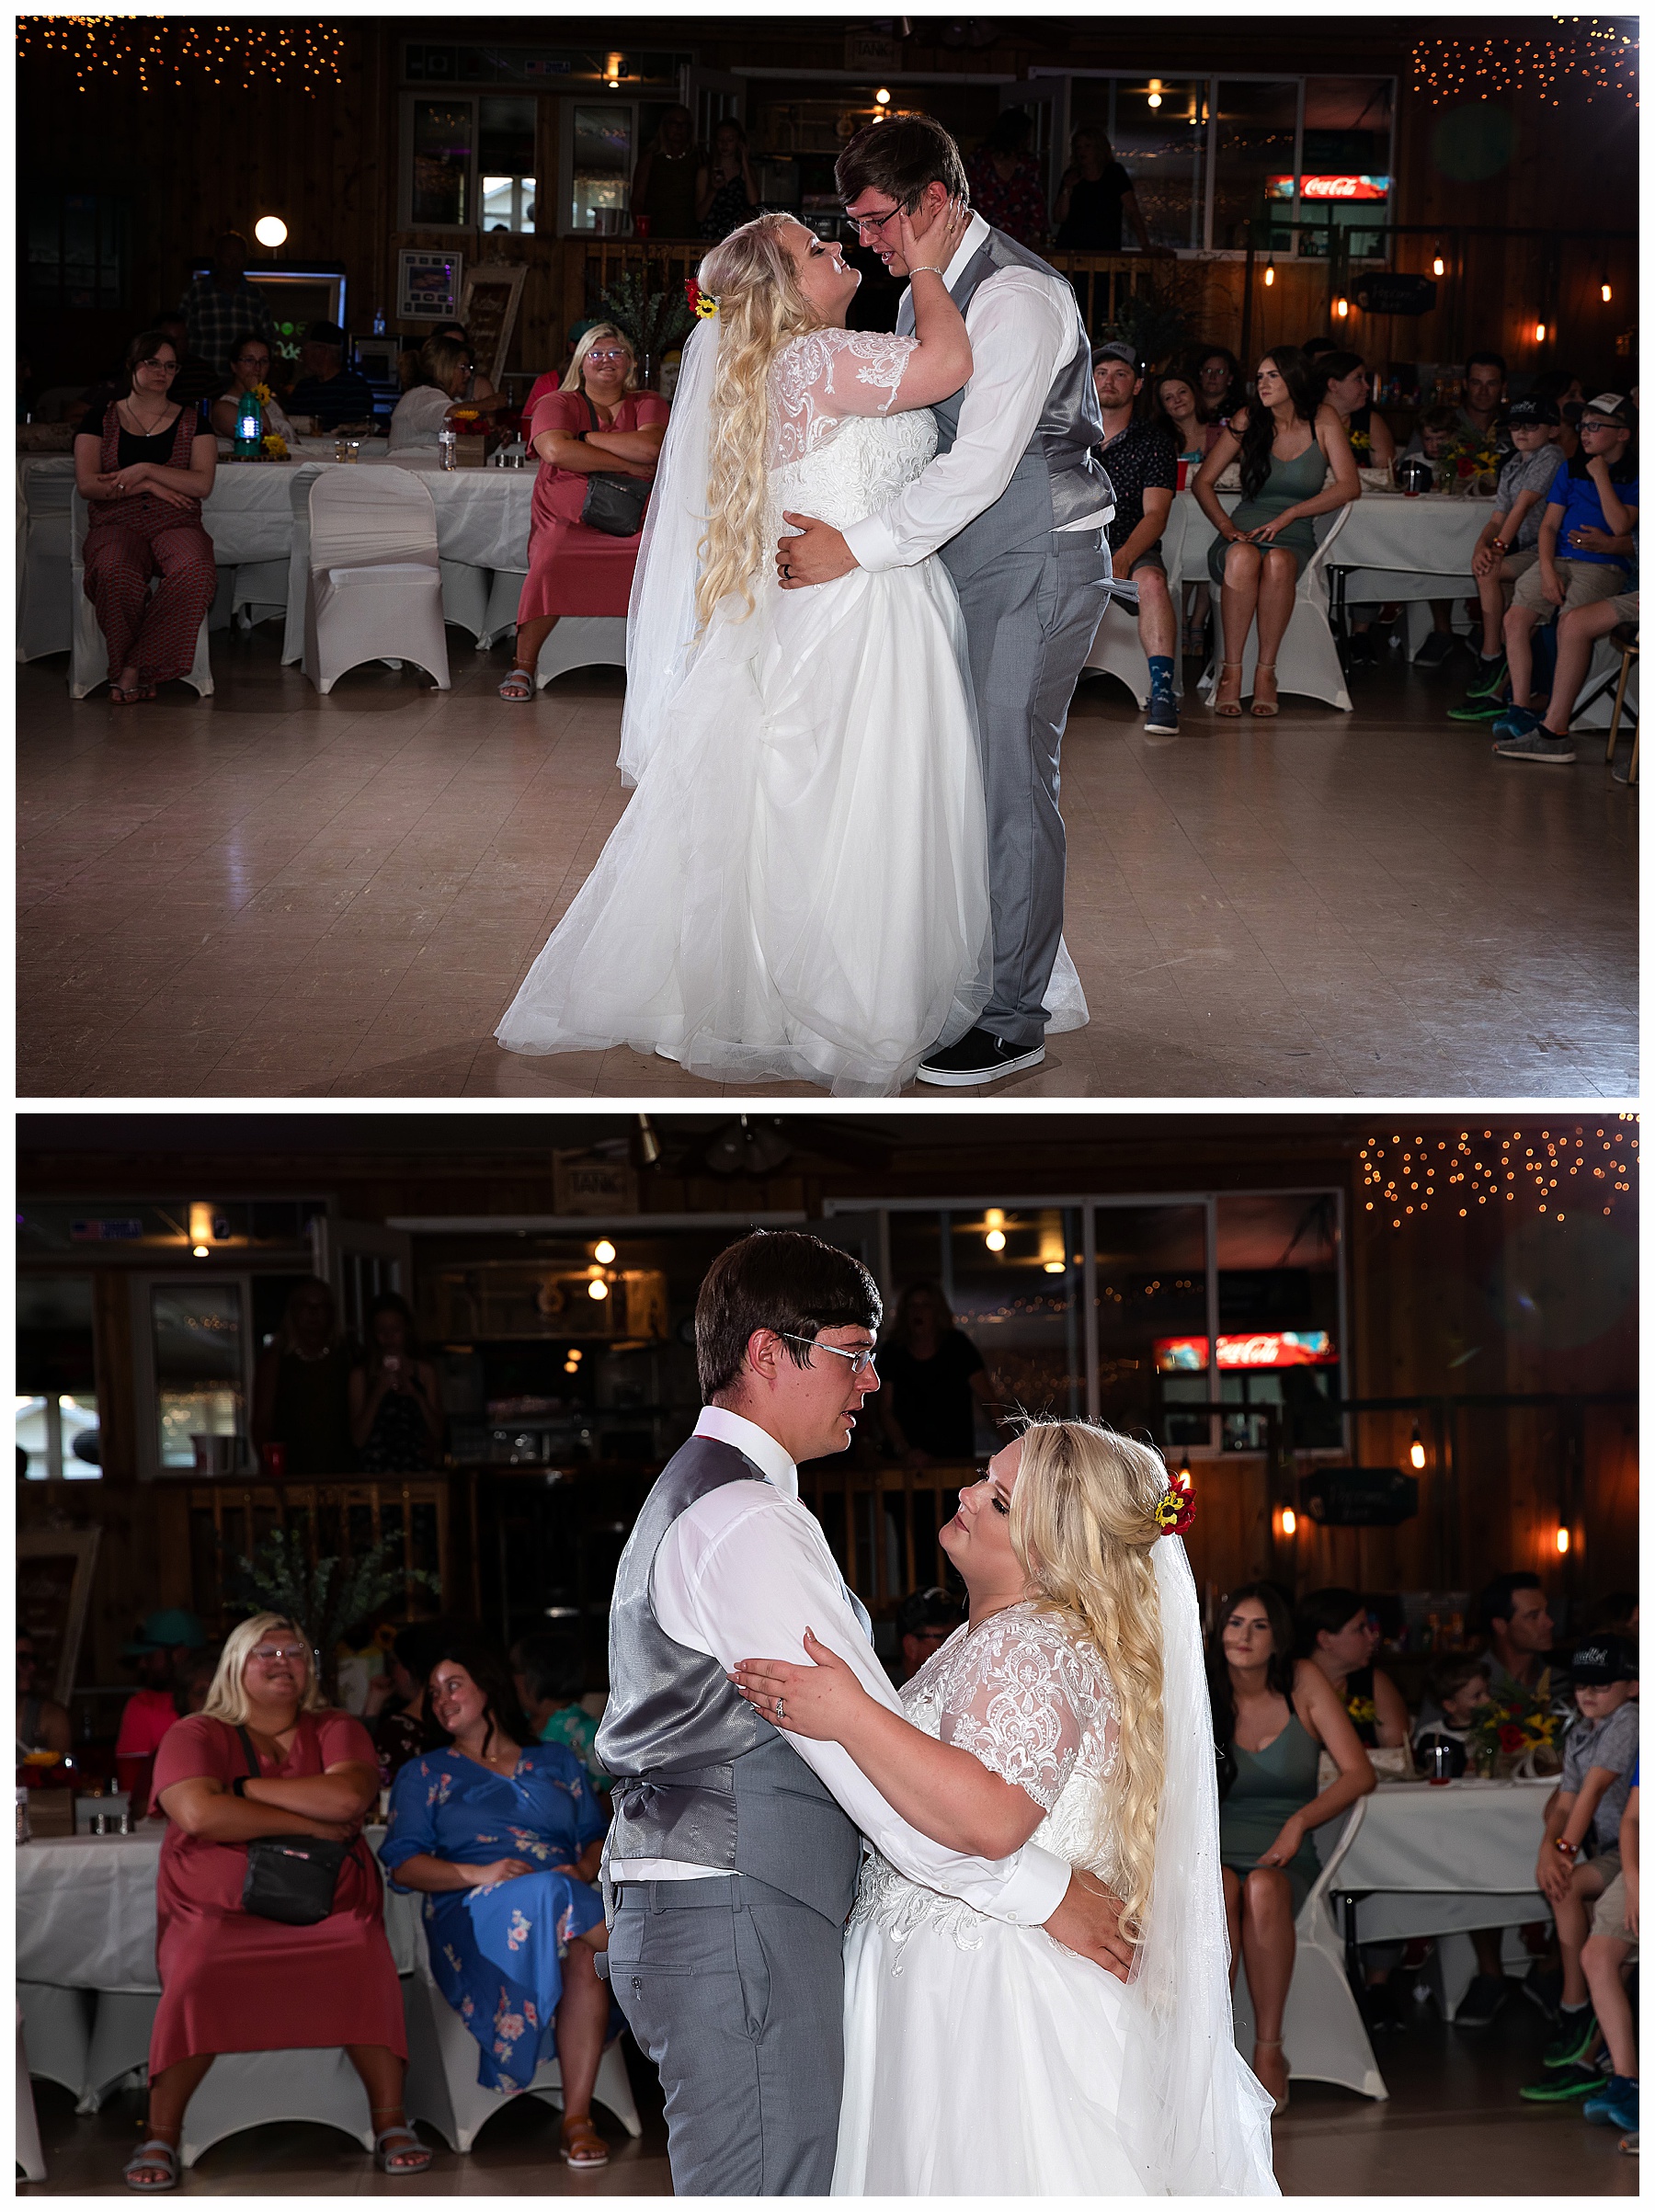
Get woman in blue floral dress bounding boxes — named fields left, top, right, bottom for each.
left=379, top=1639, right=613, bottom=2167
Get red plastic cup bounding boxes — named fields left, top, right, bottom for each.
left=633, top=214, right=652, bottom=240
left=260, top=1441, right=287, bottom=1478
left=1176, top=457, right=1190, bottom=491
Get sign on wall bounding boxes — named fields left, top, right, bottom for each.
left=397, top=247, right=462, bottom=324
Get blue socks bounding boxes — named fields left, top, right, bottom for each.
left=1148, top=655, right=1175, bottom=691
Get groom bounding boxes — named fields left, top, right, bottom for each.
left=779, top=116, right=1113, bottom=1089
left=595, top=1230, right=1132, bottom=2195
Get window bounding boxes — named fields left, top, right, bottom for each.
left=17, top=1276, right=100, bottom=1480
left=1110, top=78, right=1209, bottom=253
left=1295, top=76, right=1394, bottom=260
left=1215, top=1195, right=1344, bottom=1453
left=1096, top=1204, right=1211, bottom=1449
left=565, top=99, right=635, bottom=234
left=404, top=93, right=538, bottom=232
left=1212, top=79, right=1299, bottom=253
left=26, top=188, right=126, bottom=312
left=149, top=1282, right=245, bottom=1471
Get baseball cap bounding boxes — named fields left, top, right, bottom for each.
left=1506, top=397, right=1560, bottom=428
left=1581, top=392, right=1633, bottom=427
left=303, top=320, right=348, bottom=349
left=122, top=1607, right=209, bottom=1656
left=1569, top=1631, right=1638, bottom=1684
left=1091, top=339, right=1141, bottom=373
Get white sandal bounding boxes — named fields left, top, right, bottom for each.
left=123, top=2139, right=179, bottom=2191
left=498, top=667, right=535, bottom=701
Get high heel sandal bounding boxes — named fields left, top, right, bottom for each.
left=1213, top=662, right=1244, bottom=716
left=1253, top=2036, right=1290, bottom=2115
left=1251, top=663, right=1279, bottom=717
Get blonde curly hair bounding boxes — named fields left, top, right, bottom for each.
left=1009, top=1422, right=1169, bottom=1948
left=694, top=213, right=818, bottom=630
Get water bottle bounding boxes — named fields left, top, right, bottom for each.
left=234, top=386, right=262, bottom=461
left=372, top=309, right=386, bottom=336
left=438, top=428, right=458, bottom=472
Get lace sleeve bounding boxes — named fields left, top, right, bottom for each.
left=770, top=328, right=921, bottom=460
left=937, top=1610, right=1108, bottom=1812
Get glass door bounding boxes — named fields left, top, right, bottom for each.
left=137, top=1276, right=251, bottom=1477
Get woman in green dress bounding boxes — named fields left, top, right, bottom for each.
left=1206, top=1581, right=1375, bottom=2114
left=1193, top=347, right=1360, bottom=717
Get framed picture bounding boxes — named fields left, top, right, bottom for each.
left=459, top=264, right=528, bottom=386
left=397, top=247, right=462, bottom=325
left=18, top=1527, right=102, bottom=1704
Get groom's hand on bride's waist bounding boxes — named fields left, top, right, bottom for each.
left=778, top=513, right=858, bottom=589
left=1043, top=1868, right=1136, bottom=1982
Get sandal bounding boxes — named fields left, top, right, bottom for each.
left=497, top=667, right=535, bottom=701
left=123, top=2139, right=179, bottom=2191
left=560, top=2113, right=611, bottom=2169
left=1251, top=663, right=1279, bottom=717
left=1253, top=2037, right=1290, bottom=2115
left=109, top=683, right=144, bottom=705
left=1213, top=662, right=1244, bottom=716
left=373, top=2124, right=434, bottom=2175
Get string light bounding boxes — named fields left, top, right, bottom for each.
left=1334, top=296, right=1350, bottom=318
left=1359, top=1121, right=1638, bottom=1230
left=1556, top=1527, right=1571, bottom=1556
left=1410, top=24, right=1638, bottom=108
left=1410, top=1422, right=1428, bottom=1471
left=1263, top=256, right=1275, bottom=288
left=16, top=19, right=346, bottom=96
left=1432, top=252, right=1446, bottom=277
left=1535, top=322, right=1548, bottom=343
left=1601, top=281, right=1614, bottom=302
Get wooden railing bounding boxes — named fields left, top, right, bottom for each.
left=186, top=1477, right=449, bottom=1630
left=801, top=1460, right=981, bottom=1618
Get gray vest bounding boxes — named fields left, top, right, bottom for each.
left=899, top=223, right=1113, bottom=577
left=596, top=1432, right=868, bottom=1924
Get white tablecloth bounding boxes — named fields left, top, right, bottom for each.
left=17, top=452, right=537, bottom=662
left=1312, top=1776, right=1552, bottom=1945
left=16, top=1826, right=424, bottom=1990
left=1165, top=485, right=1493, bottom=604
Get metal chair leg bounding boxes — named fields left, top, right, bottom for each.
left=1607, top=644, right=1638, bottom=770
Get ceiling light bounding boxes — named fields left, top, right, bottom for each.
left=874, top=86, right=891, bottom=105
left=254, top=215, right=287, bottom=248
left=1281, top=1507, right=1297, bottom=1536
left=593, top=1238, right=617, bottom=1265
left=1556, top=1526, right=1570, bottom=1555
left=588, top=1279, right=610, bottom=1302
left=192, top=1244, right=210, bottom=1259
left=1410, top=1422, right=1427, bottom=1471
left=985, top=1229, right=1007, bottom=1253
left=1602, top=281, right=1613, bottom=302
left=1432, top=253, right=1445, bottom=277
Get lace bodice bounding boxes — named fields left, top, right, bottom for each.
left=765, top=327, right=937, bottom=535
left=850, top=1602, right=1122, bottom=1959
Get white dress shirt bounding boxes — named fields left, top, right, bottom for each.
left=609, top=1403, right=1069, bottom=1927
left=842, top=211, right=1111, bottom=574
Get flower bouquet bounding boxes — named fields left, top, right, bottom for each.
left=1467, top=1685, right=1563, bottom=1777
left=1437, top=426, right=1502, bottom=496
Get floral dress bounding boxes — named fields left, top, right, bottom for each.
left=380, top=1743, right=608, bottom=2091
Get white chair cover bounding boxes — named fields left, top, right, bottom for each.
left=1202, top=500, right=1354, bottom=712
left=17, top=462, right=75, bottom=660
left=16, top=2009, right=46, bottom=2183
left=177, top=2047, right=376, bottom=2168
left=301, top=469, right=451, bottom=695
left=1230, top=1800, right=1389, bottom=2102
left=400, top=1955, right=641, bottom=2155
left=439, top=557, right=492, bottom=642
left=534, top=615, right=628, bottom=691
left=17, top=1982, right=90, bottom=2101
left=68, top=492, right=213, bottom=701
left=480, top=567, right=528, bottom=650
left=82, top=1989, right=159, bottom=2115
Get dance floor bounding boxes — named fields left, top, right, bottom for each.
left=17, top=631, right=1637, bottom=1099
left=23, top=1996, right=1638, bottom=2195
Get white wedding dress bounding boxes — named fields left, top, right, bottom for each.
left=494, top=325, right=1087, bottom=1097
left=834, top=1601, right=1279, bottom=2197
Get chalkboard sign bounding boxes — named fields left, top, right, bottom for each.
left=1298, top=1468, right=1420, bottom=1527
left=460, top=264, right=528, bottom=386
left=18, top=1528, right=101, bottom=1702
left=1353, top=274, right=1439, bottom=317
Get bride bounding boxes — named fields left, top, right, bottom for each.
left=733, top=1422, right=1279, bottom=2196
left=494, top=203, right=1085, bottom=1096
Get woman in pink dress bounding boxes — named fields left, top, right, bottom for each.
left=123, top=1612, right=422, bottom=2190
left=498, top=323, right=669, bottom=699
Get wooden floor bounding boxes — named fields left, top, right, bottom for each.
left=17, top=628, right=1638, bottom=1100
left=22, top=1992, right=1638, bottom=2195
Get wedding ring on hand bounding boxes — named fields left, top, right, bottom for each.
left=775, top=1696, right=785, bottom=1721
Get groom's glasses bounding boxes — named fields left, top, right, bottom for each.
left=778, top=1333, right=878, bottom=1376
left=841, top=196, right=920, bottom=242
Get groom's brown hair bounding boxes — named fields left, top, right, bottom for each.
left=696, top=1230, right=882, bottom=1401
left=836, top=114, right=970, bottom=211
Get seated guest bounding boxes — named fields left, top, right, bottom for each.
left=285, top=321, right=377, bottom=432
left=114, top=1608, right=210, bottom=1802
left=362, top=1621, right=445, bottom=1784
left=1475, top=1571, right=1563, bottom=1698
left=177, top=231, right=277, bottom=376
left=964, top=108, right=1048, bottom=249
left=1495, top=394, right=1638, bottom=761
left=1412, top=1654, right=1493, bottom=1777
left=1092, top=339, right=1181, bottom=735
left=1449, top=397, right=1567, bottom=718
left=73, top=330, right=217, bottom=704
left=1193, top=346, right=1245, bottom=428
left=1194, top=345, right=1360, bottom=716
left=16, top=1632, right=72, bottom=1760
left=388, top=334, right=471, bottom=451
left=875, top=1281, right=999, bottom=1468
left=1209, top=1582, right=1375, bottom=2110
left=348, top=1294, right=443, bottom=1474
left=509, top=1632, right=611, bottom=1788
left=124, top=1612, right=424, bottom=2187
left=148, top=310, right=222, bottom=409
left=1297, top=1586, right=1410, bottom=1749
left=498, top=324, right=668, bottom=701
left=1521, top=1635, right=1639, bottom=2105
left=893, top=1584, right=964, bottom=1683
left=1317, top=351, right=1396, bottom=472
left=1579, top=1767, right=1638, bottom=2138
left=1301, top=336, right=1339, bottom=371
left=1529, top=371, right=1583, bottom=459
left=208, top=332, right=296, bottom=444
left=1458, top=349, right=1513, bottom=452
left=430, top=324, right=507, bottom=411
left=1154, top=369, right=1221, bottom=462
left=252, top=1276, right=356, bottom=1477
left=381, top=1640, right=611, bottom=2167
left=1398, top=403, right=1476, bottom=668
left=1501, top=564, right=1639, bottom=770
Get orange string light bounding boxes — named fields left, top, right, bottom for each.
left=1360, top=1120, right=1638, bottom=1229
left=16, top=18, right=346, bottom=97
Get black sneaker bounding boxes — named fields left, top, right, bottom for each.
left=1455, top=1973, right=1513, bottom=2027
left=1145, top=683, right=1179, bottom=736
left=1364, top=1979, right=1407, bottom=2035
left=916, top=1026, right=1046, bottom=1089
left=1521, top=2061, right=1605, bottom=2104
left=1415, top=631, right=1458, bottom=669
left=1521, top=1963, right=1564, bottom=2024
left=1465, top=652, right=1509, bottom=699
left=1545, top=2008, right=1599, bottom=2068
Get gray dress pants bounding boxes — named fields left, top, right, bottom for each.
left=946, top=528, right=1110, bottom=1051
left=605, top=1874, right=846, bottom=2195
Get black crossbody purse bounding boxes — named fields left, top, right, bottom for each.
left=577, top=392, right=651, bottom=538
left=235, top=1725, right=352, bottom=1926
